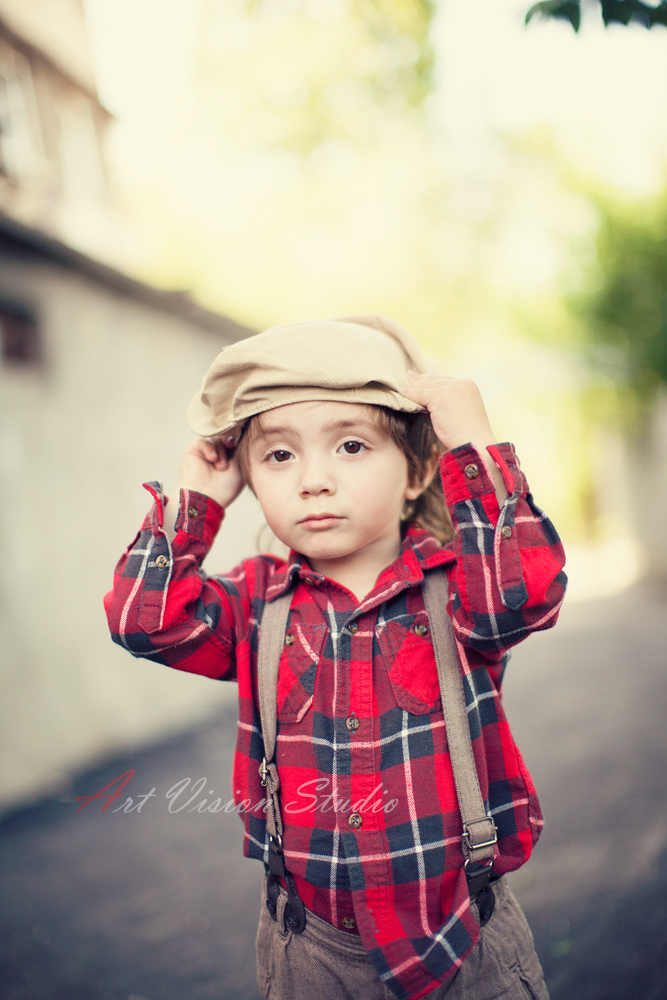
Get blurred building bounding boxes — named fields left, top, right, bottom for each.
left=0, top=0, right=259, bottom=812
left=0, top=0, right=121, bottom=261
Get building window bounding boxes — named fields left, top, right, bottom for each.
left=0, top=42, right=43, bottom=183
left=0, top=302, right=40, bottom=364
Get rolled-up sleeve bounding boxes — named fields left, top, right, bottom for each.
left=104, top=482, right=237, bottom=678
left=442, top=443, right=567, bottom=653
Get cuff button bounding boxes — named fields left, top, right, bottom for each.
left=464, top=463, right=479, bottom=480
left=187, top=506, right=199, bottom=518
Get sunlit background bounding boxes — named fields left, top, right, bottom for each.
left=83, top=0, right=667, bottom=595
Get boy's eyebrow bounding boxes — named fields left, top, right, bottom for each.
left=322, top=418, right=377, bottom=433
left=256, top=417, right=376, bottom=440
left=252, top=422, right=292, bottom=440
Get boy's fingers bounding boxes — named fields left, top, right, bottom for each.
left=199, top=438, right=218, bottom=463
left=403, top=386, right=432, bottom=402
left=198, top=437, right=228, bottom=471
left=405, top=374, right=442, bottom=393
left=212, top=437, right=242, bottom=473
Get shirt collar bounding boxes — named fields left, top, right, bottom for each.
left=265, top=550, right=317, bottom=602
left=264, top=526, right=453, bottom=603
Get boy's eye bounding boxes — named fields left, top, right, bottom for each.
left=267, top=449, right=293, bottom=463
left=340, top=440, right=365, bottom=455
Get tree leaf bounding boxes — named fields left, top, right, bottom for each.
left=526, top=0, right=667, bottom=30
left=525, top=1, right=581, bottom=31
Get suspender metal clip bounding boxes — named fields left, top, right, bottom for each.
left=462, top=817, right=498, bottom=854
left=259, top=757, right=269, bottom=786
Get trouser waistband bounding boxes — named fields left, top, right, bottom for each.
left=262, top=875, right=368, bottom=956
left=262, top=874, right=508, bottom=950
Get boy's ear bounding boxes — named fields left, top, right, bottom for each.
left=405, top=454, right=440, bottom=501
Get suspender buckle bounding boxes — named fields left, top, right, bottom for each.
left=259, top=757, right=269, bottom=786
left=462, top=816, right=498, bottom=854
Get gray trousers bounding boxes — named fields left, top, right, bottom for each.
left=256, top=876, right=550, bottom=1000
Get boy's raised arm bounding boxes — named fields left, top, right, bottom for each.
left=163, top=435, right=245, bottom=539
left=104, top=438, right=249, bottom=679
left=404, top=372, right=508, bottom=506
left=405, top=373, right=566, bottom=653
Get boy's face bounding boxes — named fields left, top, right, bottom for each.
left=245, top=400, right=421, bottom=575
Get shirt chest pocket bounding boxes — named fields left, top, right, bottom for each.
left=376, top=614, right=442, bottom=715
left=276, top=623, right=327, bottom=724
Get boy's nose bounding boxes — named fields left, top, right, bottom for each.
left=298, top=461, right=336, bottom=497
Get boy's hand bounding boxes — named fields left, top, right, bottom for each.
left=404, top=373, right=508, bottom=503
left=180, top=436, right=244, bottom=510
left=404, top=373, right=496, bottom=451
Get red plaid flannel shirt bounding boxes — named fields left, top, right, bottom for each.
left=105, top=443, right=566, bottom=1000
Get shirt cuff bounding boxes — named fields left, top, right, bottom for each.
left=142, top=481, right=168, bottom=527
left=440, top=442, right=526, bottom=506
left=140, top=482, right=225, bottom=548
left=440, top=444, right=495, bottom=505
left=486, top=443, right=528, bottom=496
left=174, top=488, right=225, bottom=545
left=440, top=445, right=531, bottom=611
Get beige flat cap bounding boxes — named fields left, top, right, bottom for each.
left=188, top=314, right=437, bottom=439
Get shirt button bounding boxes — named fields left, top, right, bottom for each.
left=285, top=634, right=294, bottom=646
left=155, top=555, right=169, bottom=569
left=464, top=463, right=479, bottom=480
left=346, top=715, right=360, bottom=731
left=342, top=917, right=356, bottom=930
left=187, top=506, right=199, bottom=518
left=501, top=525, right=512, bottom=539
left=413, top=623, right=429, bottom=636
left=349, top=623, right=359, bottom=634
left=348, top=812, right=363, bottom=829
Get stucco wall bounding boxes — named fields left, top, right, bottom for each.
left=0, top=245, right=265, bottom=810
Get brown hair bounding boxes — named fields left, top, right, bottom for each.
left=235, top=405, right=453, bottom=545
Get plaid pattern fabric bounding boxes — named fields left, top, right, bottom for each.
left=105, top=443, right=566, bottom=1000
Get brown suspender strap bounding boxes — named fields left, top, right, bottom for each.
left=257, top=589, right=306, bottom=932
left=422, top=571, right=497, bottom=892
left=257, top=591, right=292, bottom=843
left=256, top=571, right=498, bottom=932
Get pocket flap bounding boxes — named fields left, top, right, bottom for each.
left=277, top=623, right=327, bottom=724
left=377, top=615, right=442, bottom=715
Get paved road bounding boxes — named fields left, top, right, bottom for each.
left=504, top=582, right=667, bottom=1000
left=1, top=582, right=666, bottom=1000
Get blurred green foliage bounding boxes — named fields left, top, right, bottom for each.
left=197, top=0, right=435, bottom=156
left=526, top=0, right=667, bottom=30
left=574, top=193, right=667, bottom=424
left=350, top=0, right=435, bottom=102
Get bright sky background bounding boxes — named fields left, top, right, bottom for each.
left=82, top=0, right=667, bottom=322
left=82, top=0, right=667, bottom=590
left=435, top=2, right=667, bottom=192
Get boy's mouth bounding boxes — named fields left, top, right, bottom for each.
left=298, top=513, right=343, bottom=529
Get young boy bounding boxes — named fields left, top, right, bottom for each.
left=105, top=315, right=566, bottom=1000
